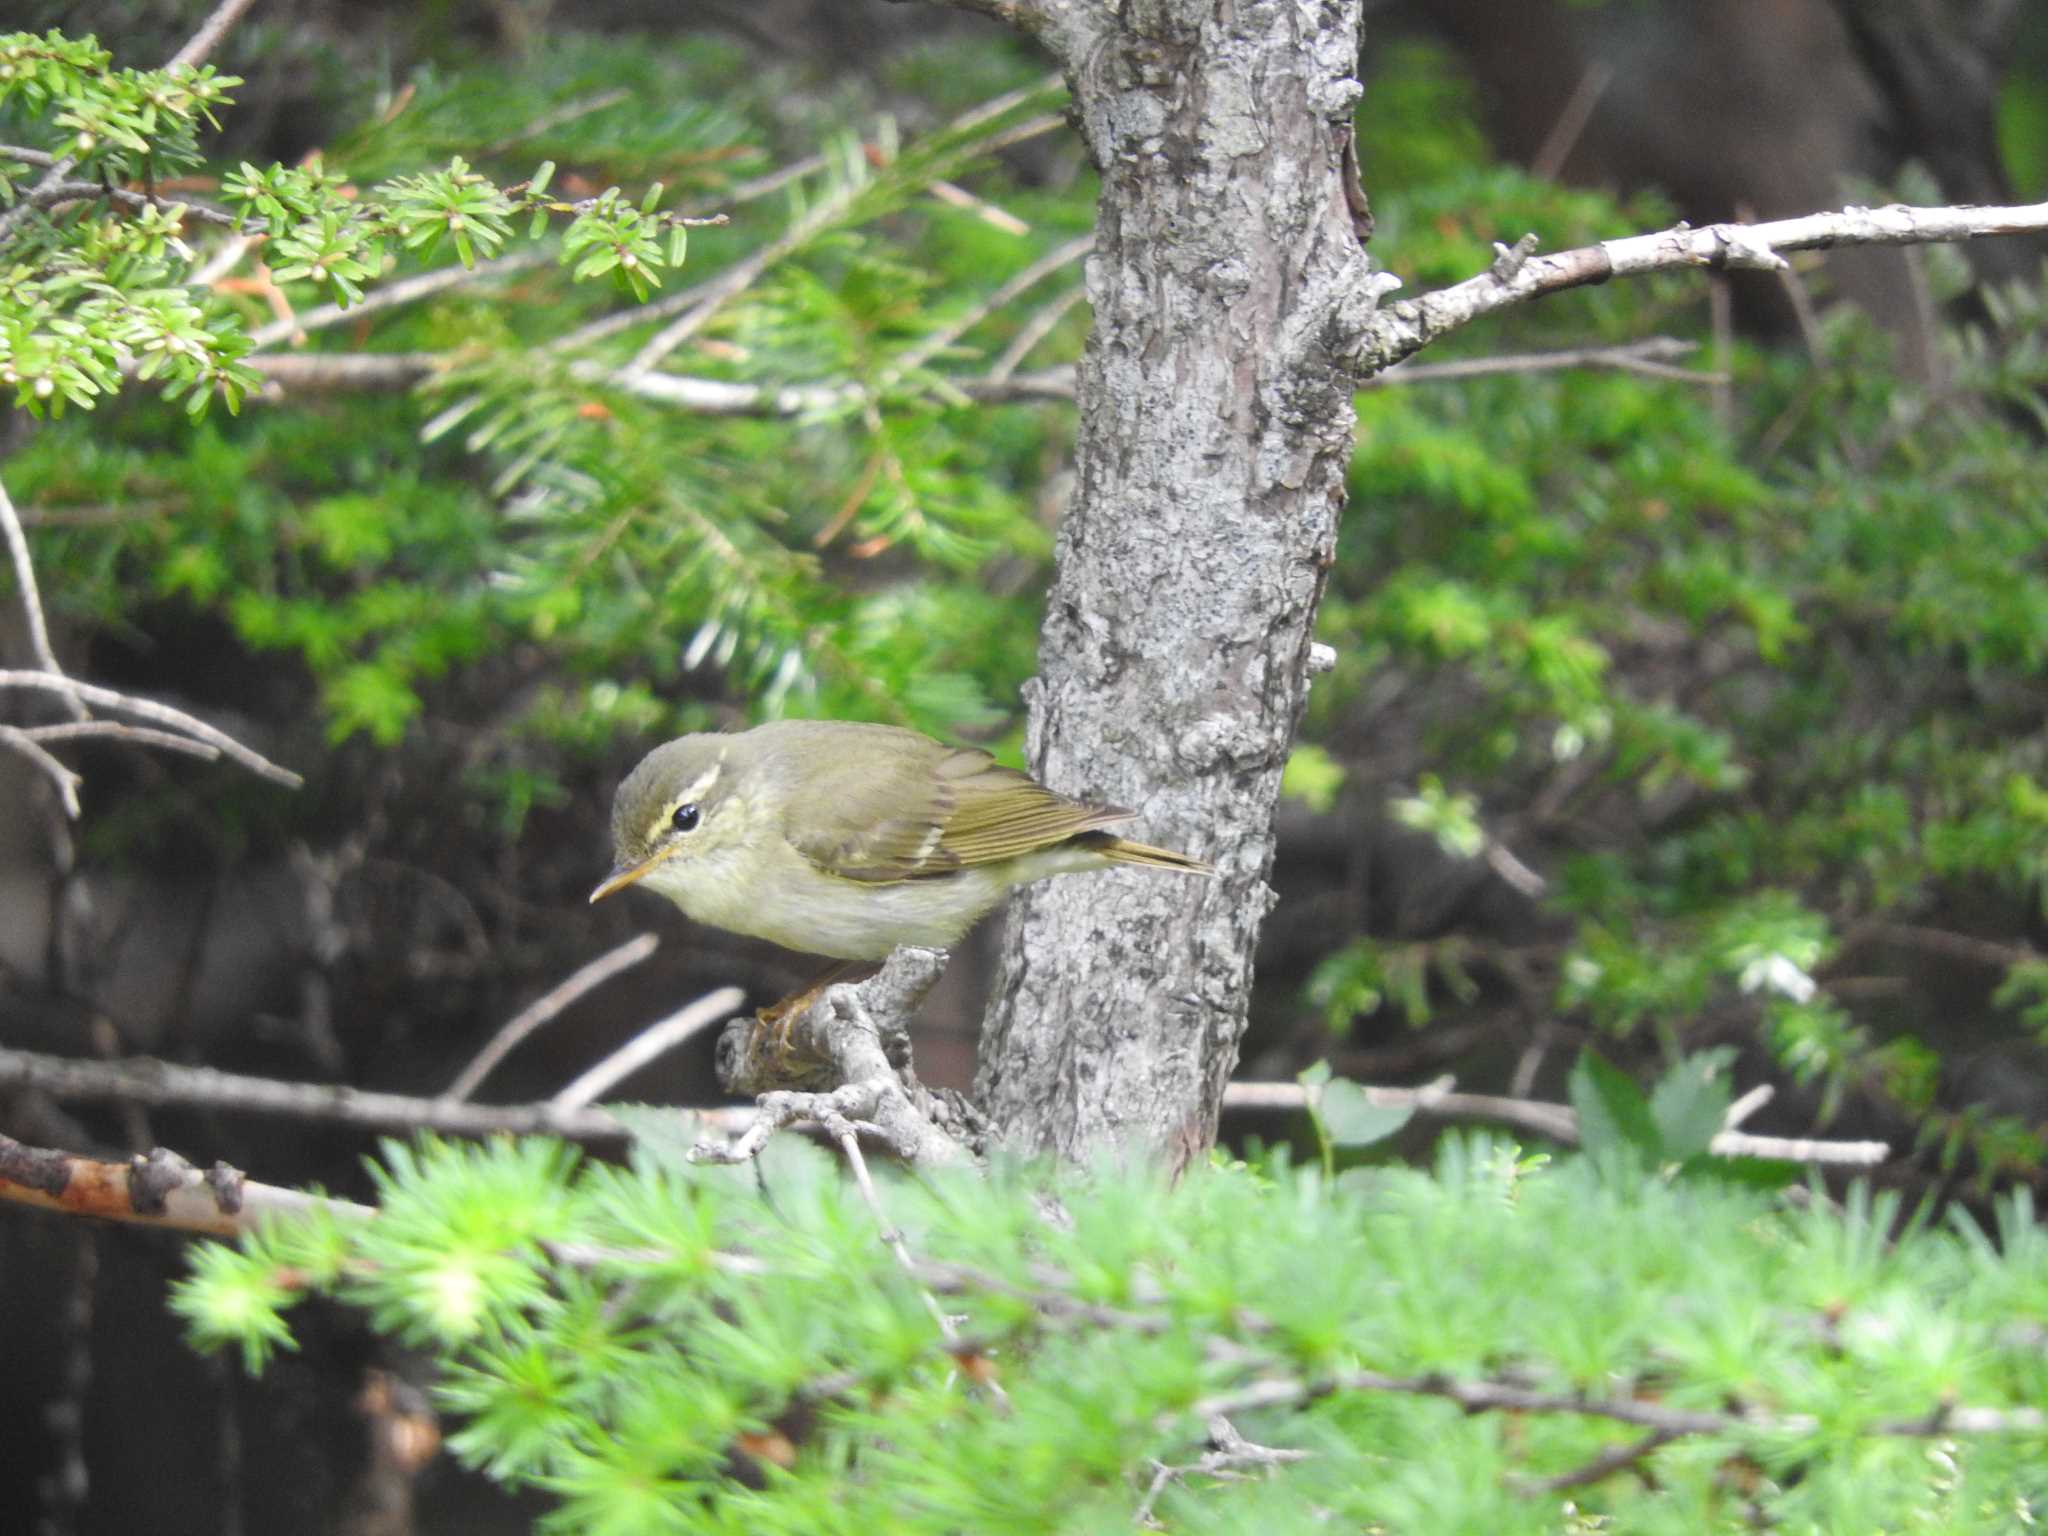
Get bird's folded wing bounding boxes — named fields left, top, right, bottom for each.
left=783, top=744, right=1130, bottom=883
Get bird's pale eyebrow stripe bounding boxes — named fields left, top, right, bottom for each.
left=645, top=761, right=724, bottom=845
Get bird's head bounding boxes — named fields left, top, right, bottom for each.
left=588, top=736, right=753, bottom=906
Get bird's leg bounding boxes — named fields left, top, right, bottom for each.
left=757, top=959, right=883, bottom=1052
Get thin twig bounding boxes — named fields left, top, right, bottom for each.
left=18, top=181, right=240, bottom=228
left=0, top=1042, right=756, bottom=1143
left=1530, top=61, right=1613, bottom=183
left=613, top=86, right=1064, bottom=376
left=547, top=986, right=746, bottom=1112
left=246, top=352, right=445, bottom=392
left=1218, top=1080, right=1890, bottom=1166
left=1364, top=337, right=1712, bottom=389
left=989, top=283, right=1088, bottom=381
left=1133, top=1417, right=1310, bottom=1527
left=0, top=671, right=301, bottom=788
left=0, top=724, right=82, bottom=816
left=248, top=251, right=553, bottom=351
left=1511, top=1427, right=1682, bottom=1496
left=619, top=188, right=855, bottom=376
left=1360, top=197, right=2048, bottom=374
left=0, top=475, right=88, bottom=719
left=168, top=0, right=264, bottom=71
left=1191, top=1367, right=2046, bottom=1441
left=441, top=933, right=662, bottom=1102
left=889, top=232, right=1093, bottom=380
left=1722, top=1083, right=1773, bottom=1131
left=833, top=1125, right=969, bottom=1346
left=1849, top=920, right=2035, bottom=972
left=482, top=88, right=632, bottom=155
left=188, top=230, right=252, bottom=288
left=1, top=1132, right=372, bottom=1238
left=1708, top=273, right=1735, bottom=433
left=20, top=719, right=222, bottom=758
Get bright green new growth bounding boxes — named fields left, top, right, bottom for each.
left=175, top=1129, right=2048, bottom=1534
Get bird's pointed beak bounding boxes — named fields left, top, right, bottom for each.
left=589, top=855, right=661, bottom=904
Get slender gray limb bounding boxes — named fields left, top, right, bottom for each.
left=989, top=284, right=1088, bottom=381
left=250, top=336, right=1704, bottom=416
left=1510, top=1427, right=1682, bottom=1497
left=826, top=1124, right=998, bottom=1404
left=168, top=0, right=264, bottom=70
left=0, top=475, right=88, bottom=719
left=1133, top=1417, right=1311, bottom=1527
left=247, top=353, right=445, bottom=392
left=693, top=947, right=975, bottom=1167
left=1220, top=1080, right=1890, bottom=1165
left=0, top=671, right=302, bottom=788
left=1191, top=1368, right=2046, bottom=1440
left=889, top=233, right=1094, bottom=379
left=1365, top=336, right=1714, bottom=388
left=20, top=719, right=222, bottom=758
left=547, top=985, right=745, bottom=1112
left=0, top=1042, right=756, bottom=1143
left=1352, top=198, right=2048, bottom=375
left=1723, top=1083, right=1774, bottom=1130
left=619, top=187, right=857, bottom=376
left=17, top=181, right=239, bottom=227
left=249, top=251, right=553, bottom=351
left=0, top=724, right=81, bottom=816
left=441, top=932, right=661, bottom=1102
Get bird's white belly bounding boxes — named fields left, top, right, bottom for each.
left=642, top=845, right=1016, bottom=961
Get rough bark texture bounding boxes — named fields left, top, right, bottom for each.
left=976, top=0, right=1373, bottom=1168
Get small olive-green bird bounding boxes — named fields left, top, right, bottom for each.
left=589, top=720, right=1210, bottom=961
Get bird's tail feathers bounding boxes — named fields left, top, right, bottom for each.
left=1083, top=832, right=1213, bottom=876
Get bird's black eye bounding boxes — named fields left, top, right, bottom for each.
left=670, top=802, right=701, bottom=834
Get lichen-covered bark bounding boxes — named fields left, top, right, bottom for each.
left=976, top=0, right=1372, bottom=1167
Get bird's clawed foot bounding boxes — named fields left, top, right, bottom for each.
left=755, top=960, right=883, bottom=1053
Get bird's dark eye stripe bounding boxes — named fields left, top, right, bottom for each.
left=671, top=802, right=701, bottom=834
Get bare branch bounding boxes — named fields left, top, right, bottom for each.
left=1220, top=1080, right=1890, bottom=1166
left=1530, top=61, right=1614, bottom=183
left=0, top=475, right=88, bottom=719
left=1846, top=919, right=2036, bottom=972
left=889, top=233, right=1094, bottom=380
left=989, top=283, right=1088, bottom=381
left=0, top=671, right=301, bottom=788
left=1510, top=1427, right=1682, bottom=1497
left=1355, top=198, right=2048, bottom=374
left=247, top=338, right=1706, bottom=419
left=248, top=251, right=553, bottom=351
left=0, top=724, right=82, bottom=816
left=482, top=87, right=632, bottom=155
left=548, top=986, right=746, bottom=1113
left=619, top=186, right=858, bottom=377
left=20, top=719, right=224, bottom=759
left=0, top=1042, right=757, bottom=1144
left=1192, top=1367, right=2046, bottom=1441
left=248, top=352, right=445, bottom=392
left=1, top=1132, right=372, bottom=1239
left=827, top=1123, right=989, bottom=1388
left=1723, top=1083, right=1774, bottom=1131
left=441, top=932, right=662, bottom=1102
left=693, top=947, right=976, bottom=1167
left=19, top=181, right=240, bottom=228
left=167, top=0, right=263, bottom=71
left=1364, top=337, right=1716, bottom=388
left=1134, top=1417, right=1310, bottom=1527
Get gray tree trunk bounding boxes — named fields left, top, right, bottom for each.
left=974, top=0, right=1373, bottom=1168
